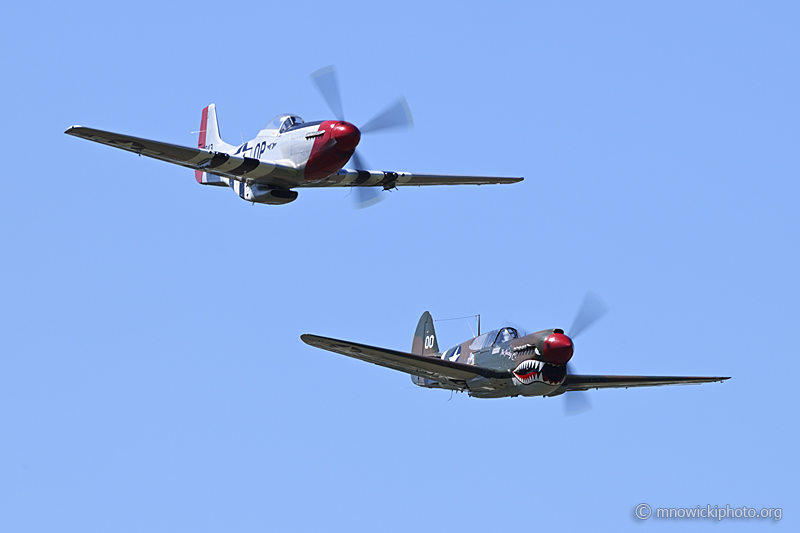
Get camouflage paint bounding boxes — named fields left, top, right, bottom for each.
left=410, top=311, right=445, bottom=389
left=302, top=312, right=728, bottom=400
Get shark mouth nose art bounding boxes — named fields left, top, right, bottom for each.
left=513, top=359, right=545, bottom=384
left=512, top=359, right=564, bottom=385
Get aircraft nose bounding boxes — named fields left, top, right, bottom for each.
left=541, top=333, right=574, bottom=366
left=331, top=121, right=361, bottom=151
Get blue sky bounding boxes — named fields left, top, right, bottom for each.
left=1, top=1, right=797, bottom=531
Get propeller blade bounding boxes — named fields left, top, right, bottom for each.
left=563, top=361, right=592, bottom=415
left=310, top=65, right=345, bottom=121
left=350, top=150, right=367, bottom=171
left=360, top=97, right=414, bottom=134
left=569, top=291, right=609, bottom=339
left=349, top=151, right=383, bottom=209
left=564, top=391, right=592, bottom=415
left=355, top=187, right=384, bottom=209
left=309, top=67, right=408, bottom=209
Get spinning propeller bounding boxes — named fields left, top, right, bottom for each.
left=310, top=66, right=414, bottom=208
left=563, top=291, right=609, bottom=415
left=509, top=291, right=608, bottom=414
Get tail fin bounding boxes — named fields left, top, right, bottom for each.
left=411, top=311, right=448, bottom=389
left=195, top=104, right=233, bottom=185
left=411, top=311, right=439, bottom=357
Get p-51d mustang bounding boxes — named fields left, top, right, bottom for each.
left=64, top=67, right=522, bottom=207
left=302, top=294, right=728, bottom=411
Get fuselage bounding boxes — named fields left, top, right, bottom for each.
left=234, top=117, right=360, bottom=181
left=413, top=327, right=575, bottom=398
left=199, top=114, right=362, bottom=203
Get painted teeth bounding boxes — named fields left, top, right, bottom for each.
left=517, top=360, right=544, bottom=371
left=513, top=359, right=547, bottom=384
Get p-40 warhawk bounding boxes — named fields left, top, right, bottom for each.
left=64, top=67, right=522, bottom=207
left=302, top=295, right=728, bottom=410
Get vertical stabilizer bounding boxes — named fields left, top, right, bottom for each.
left=195, top=104, right=234, bottom=185
left=411, top=311, right=439, bottom=357
left=411, top=311, right=449, bottom=388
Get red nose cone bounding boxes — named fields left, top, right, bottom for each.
left=331, top=121, right=361, bottom=151
left=542, top=333, right=574, bottom=365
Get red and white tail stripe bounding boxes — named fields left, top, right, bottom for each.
left=195, top=104, right=233, bottom=186
left=195, top=106, right=210, bottom=183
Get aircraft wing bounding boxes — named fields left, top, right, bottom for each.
left=335, top=169, right=522, bottom=187
left=301, top=334, right=510, bottom=387
left=395, top=173, right=523, bottom=186
left=64, top=126, right=297, bottom=182
left=562, top=374, right=730, bottom=391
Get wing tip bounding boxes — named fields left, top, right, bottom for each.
left=490, top=176, right=523, bottom=184
left=300, top=333, right=322, bottom=346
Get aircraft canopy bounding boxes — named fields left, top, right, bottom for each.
left=468, top=327, right=519, bottom=351
left=265, top=114, right=305, bottom=133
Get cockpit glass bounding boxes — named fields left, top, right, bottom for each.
left=266, top=114, right=305, bottom=132
left=469, top=329, right=501, bottom=350
left=495, top=328, right=517, bottom=343
left=266, top=116, right=284, bottom=130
